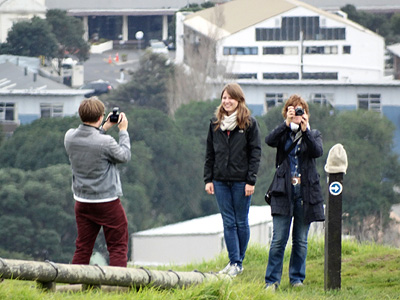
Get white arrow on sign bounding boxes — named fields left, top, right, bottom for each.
left=329, top=181, right=343, bottom=196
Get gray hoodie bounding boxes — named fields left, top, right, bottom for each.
left=64, top=124, right=131, bottom=201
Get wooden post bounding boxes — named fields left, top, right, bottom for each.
left=323, top=143, right=347, bottom=291
left=324, top=172, right=344, bottom=290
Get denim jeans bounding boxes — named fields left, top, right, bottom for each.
left=265, top=185, right=310, bottom=285
left=213, top=181, right=251, bottom=267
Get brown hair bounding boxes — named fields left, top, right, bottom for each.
left=281, top=94, right=309, bottom=119
left=78, top=97, right=105, bottom=123
left=214, top=83, right=251, bottom=130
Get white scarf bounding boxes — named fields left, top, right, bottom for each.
left=220, top=111, right=238, bottom=131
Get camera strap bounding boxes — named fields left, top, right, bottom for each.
left=276, top=132, right=302, bottom=167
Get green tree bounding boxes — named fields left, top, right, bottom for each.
left=0, top=16, right=58, bottom=57
left=0, top=116, right=79, bottom=170
left=46, top=9, right=90, bottom=68
left=390, top=13, right=400, bottom=35
left=105, top=51, right=175, bottom=114
left=0, top=165, right=76, bottom=262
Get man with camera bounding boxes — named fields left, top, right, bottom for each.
left=64, top=97, right=131, bottom=267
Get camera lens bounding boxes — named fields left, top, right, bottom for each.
left=295, top=107, right=304, bottom=116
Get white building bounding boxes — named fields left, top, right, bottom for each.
left=0, top=0, right=46, bottom=43
left=0, top=56, right=90, bottom=136
left=176, top=0, right=400, bottom=152
left=178, top=0, right=385, bottom=83
left=131, top=205, right=323, bottom=266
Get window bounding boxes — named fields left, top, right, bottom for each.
left=343, top=45, right=351, bottom=54
left=305, top=46, right=338, bottom=54
left=255, top=16, right=345, bottom=41
left=263, top=73, right=299, bottom=80
left=223, top=47, right=258, bottom=55
left=40, top=103, right=64, bottom=118
left=263, top=46, right=298, bottom=55
left=357, top=94, right=381, bottom=112
left=0, top=102, right=15, bottom=121
left=310, top=93, right=334, bottom=107
left=265, top=93, right=286, bottom=111
left=302, top=72, right=338, bottom=80
left=228, top=73, right=258, bottom=79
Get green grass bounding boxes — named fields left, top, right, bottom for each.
left=1, top=239, right=399, bottom=299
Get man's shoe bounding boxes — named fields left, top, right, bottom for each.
left=218, top=262, right=232, bottom=274
left=292, top=282, right=304, bottom=288
left=265, top=282, right=278, bottom=292
left=227, top=263, right=243, bottom=277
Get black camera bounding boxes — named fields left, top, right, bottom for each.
left=109, top=107, right=120, bottom=123
left=295, top=107, right=304, bottom=116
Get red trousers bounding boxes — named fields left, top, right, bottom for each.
left=72, top=199, right=129, bottom=267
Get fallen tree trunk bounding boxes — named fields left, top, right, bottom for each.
left=0, top=258, right=229, bottom=291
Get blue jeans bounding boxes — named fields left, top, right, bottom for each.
left=213, top=181, right=251, bottom=267
left=265, top=185, right=310, bottom=285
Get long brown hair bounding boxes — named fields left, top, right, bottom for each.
left=214, top=83, right=251, bottom=130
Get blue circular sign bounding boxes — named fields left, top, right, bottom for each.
left=329, top=181, right=343, bottom=196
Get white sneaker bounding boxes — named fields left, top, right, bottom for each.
left=227, top=263, right=243, bottom=277
left=265, top=282, right=278, bottom=292
left=218, top=262, right=232, bottom=274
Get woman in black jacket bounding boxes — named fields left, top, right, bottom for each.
left=264, top=95, right=325, bottom=291
left=204, top=83, right=261, bottom=277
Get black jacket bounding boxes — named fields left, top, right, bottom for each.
left=204, top=116, right=261, bottom=185
left=266, top=122, right=325, bottom=224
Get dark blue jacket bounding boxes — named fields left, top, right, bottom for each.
left=266, top=122, right=325, bottom=224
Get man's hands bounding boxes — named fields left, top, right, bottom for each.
left=102, top=112, right=128, bottom=131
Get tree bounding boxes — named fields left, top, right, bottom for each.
left=0, top=17, right=58, bottom=57
left=46, top=9, right=90, bottom=71
left=105, top=51, right=175, bottom=114
left=0, top=117, right=79, bottom=171
left=0, top=166, right=76, bottom=262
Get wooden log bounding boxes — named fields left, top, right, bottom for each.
left=0, top=258, right=230, bottom=291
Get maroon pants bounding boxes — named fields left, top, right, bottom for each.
left=72, top=199, right=128, bottom=267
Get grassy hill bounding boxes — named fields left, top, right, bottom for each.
left=0, top=239, right=399, bottom=299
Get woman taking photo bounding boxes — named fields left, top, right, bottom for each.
left=204, top=83, right=261, bottom=277
left=264, top=95, right=325, bottom=290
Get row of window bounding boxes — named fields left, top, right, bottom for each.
left=0, top=102, right=63, bottom=121
left=256, top=16, right=346, bottom=41
left=223, top=45, right=351, bottom=56
left=265, top=93, right=381, bottom=112
left=230, top=72, right=338, bottom=80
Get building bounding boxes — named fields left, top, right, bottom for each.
left=131, top=205, right=323, bottom=266
left=45, top=0, right=218, bottom=47
left=176, top=0, right=400, bottom=152
left=387, top=43, right=400, bottom=80
left=0, top=0, right=46, bottom=43
left=0, top=56, right=90, bottom=136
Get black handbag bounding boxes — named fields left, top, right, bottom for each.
left=265, top=132, right=302, bottom=205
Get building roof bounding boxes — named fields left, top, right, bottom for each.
left=184, top=0, right=379, bottom=40
left=0, top=60, right=89, bottom=95
left=133, top=205, right=271, bottom=236
left=0, top=0, right=46, bottom=13
left=45, top=0, right=205, bottom=16
left=387, top=43, right=400, bottom=57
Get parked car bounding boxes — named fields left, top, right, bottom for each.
left=149, top=39, right=169, bottom=56
left=80, top=80, right=113, bottom=98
